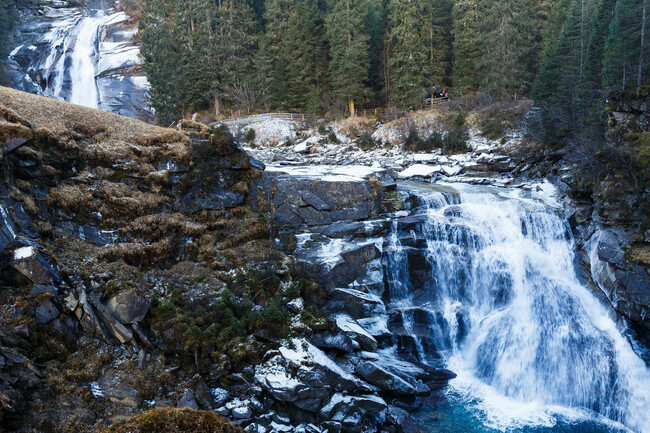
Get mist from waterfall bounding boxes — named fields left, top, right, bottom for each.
left=386, top=184, right=650, bottom=433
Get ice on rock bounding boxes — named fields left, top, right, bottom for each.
left=398, top=164, right=441, bottom=179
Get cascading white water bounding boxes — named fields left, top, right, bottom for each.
left=387, top=184, right=650, bottom=432
left=69, top=11, right=104, bottom=108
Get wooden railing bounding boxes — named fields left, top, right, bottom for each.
left=220, top=112, right=308, bottom=125
left=220, top=97, right=449, bottom=126
left=421, top=96, right=450, bottom=109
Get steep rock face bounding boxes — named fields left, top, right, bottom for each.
left=6, top=2, right=152, bottom=121
left=0, top=87, right=267, bottom=430
left=568, top=92, right=650, bottom=346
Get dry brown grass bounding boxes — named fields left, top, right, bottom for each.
left=102, top=408, right=243, bottom=433
left=0, top=86, right=169, bottom=143
left=627, top=243, right=650, bottom=267
left=0, top=119, right=33, bottom=141
left=336, top=115, right=377, bottom=138
left=126, top=213, right=207, bottom=239
left=465, top=99, right=533, bottom=130
left=0, top=104, right=32, bottom=128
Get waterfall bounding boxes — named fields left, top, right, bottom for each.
left=69, top=11, right=105, bottom=108
left=386, top=184, right=650, bottom=432
left=7, top=5, right=152, bottom=119
left=37, top=9, right=103, bottom=108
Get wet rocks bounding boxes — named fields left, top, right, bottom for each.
left=335, top=315, right=378, bottom=351
left=583, top=229, right=650, bottom=337
left=254, top=338, right=371, bottom=413
left=309, top=329, right=356, bottom=353
left=253, top=172, right=387, bottom=231
left=328, top=289, right=385, bottom=320
left=10, top=245, right=61, bottom=285
left=385, top=407, right=422, bottom=433
left=319, top=393, right=387, bottom=433
left=354, top=361, right=419, bottom=396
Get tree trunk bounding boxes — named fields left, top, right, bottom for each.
left=580, top=0, right=585, bottom=77
left=638, top=0, right=647, bottom=95
left=348, top=97, right=355, bottom=116
left=214, top=92, right=221, bottom=118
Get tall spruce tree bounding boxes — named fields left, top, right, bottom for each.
left=387, top=0, right=428, bottom=109
left=477, top=0, right=540, bottom=98
left=603, top=0, right=650, bottom=93
left=364, top=0, right=386, bottom=101
left=420, top=0, right=452, bottom=90
left=141, top=0, right=185, bottom=125
left=326, top=0, right=371, bottom=114
left=452, top=0, right=481, bottom=93
left=265, top=0, right=328, bottom=111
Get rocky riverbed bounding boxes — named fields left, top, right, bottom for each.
left=235, top=107, right=650, bottom=362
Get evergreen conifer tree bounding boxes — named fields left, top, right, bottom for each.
left=387, top=0, right=428, bottom=109
left=603, top=0, right=649, bottom=92
left=326, top=0, right=371, bottom=115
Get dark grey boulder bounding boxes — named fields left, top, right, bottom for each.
left=597, top=230, right=625, bottom=266
left=386, top=406, right=422, bottom=433
left=34, top=298, right=59, bottom=324
left=177, top=388, right=200, bottom=410
left=309, top=329, right=356, bottom=353
left=274, top=203, right=303, bottom=226
left=299, top=190, right=332, bottom=211
left=319, top=393, right=387, bottom=433
left=331, top=202, right=373, bottom=222
left=105, top=290, right=151, bottom=324
left=354, top=361, right=419, bottom=396
left=297, top=206, right=332, bottom=226
left=10, top=246, right=61, bottom=285
left=329, top=288, right=385, bottom=320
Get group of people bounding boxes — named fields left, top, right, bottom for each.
left=432, top=85, right=448, bottom=99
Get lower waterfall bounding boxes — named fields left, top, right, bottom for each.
left=385, top=184, right=650, bottom=432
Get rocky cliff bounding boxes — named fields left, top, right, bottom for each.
left=0, top=86, right=267, bottom=431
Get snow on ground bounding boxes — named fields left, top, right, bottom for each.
left=13, top=246, right=36, bottom=261
left=265, top=164, right=387, bottom=182
left=398, top=164, right=442, bottom=179
left=228, top=118, right=302, bottom=146
left=228, top=108, right=534, bottom=185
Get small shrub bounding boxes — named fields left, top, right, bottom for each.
left=318, top=125, right=327, bottom=135
left=455, top=112, right=466, bottom=127
left=328, top=132, right=340, bottom=144
left=403, top=128, right=421, bottom=150
left=245, top=128, right=256, bottom=143
left=356, top=132, right=375, bottom=149
left=263, top=298, right=286, bottom=323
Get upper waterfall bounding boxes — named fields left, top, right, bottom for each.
left=6, top=3, right=153, bottom=120
left=69, top=10, right=104, bottom=109
left=386, top=184, right=650, bottom=432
